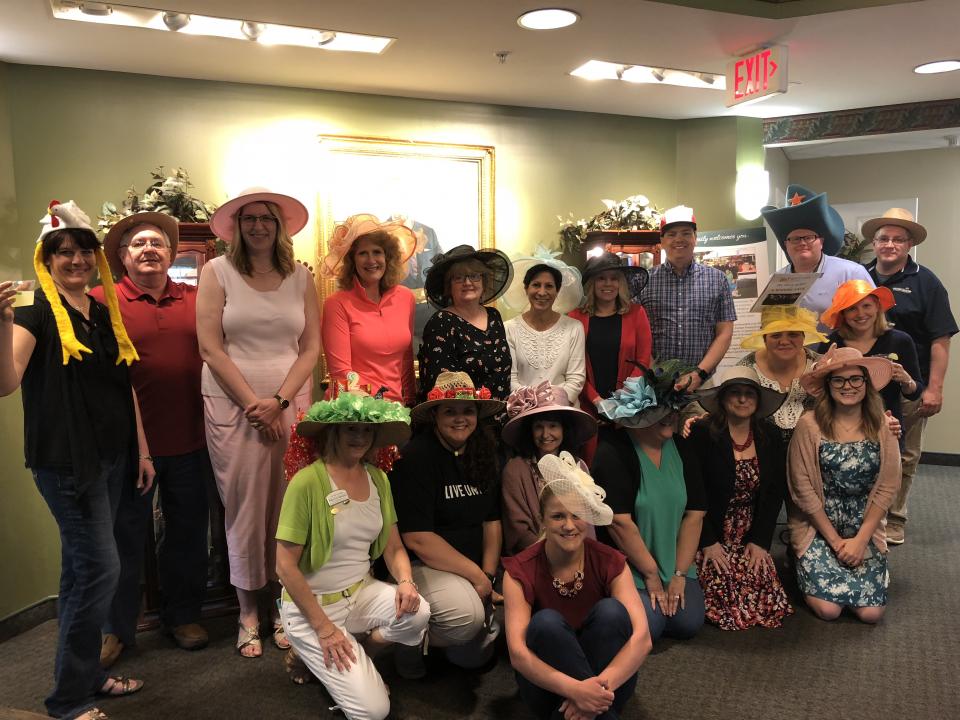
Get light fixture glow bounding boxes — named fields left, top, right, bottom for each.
left=586, top=246, right=606, bottom=259
left=570, top=60, right=622, bottom=81
left=49, top=0, right=394, bottom=53
left=620, top=65, right=658, bottom=84
left=572, top=59, right=724, bottom=90
left=914, top=60, right=960, bottom=74
left=735, top=167, right=770, bottom=221
left=517, top=8, right=579, bottom=30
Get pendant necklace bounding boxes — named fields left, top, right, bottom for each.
left=552, top=556, right=585, bottom=598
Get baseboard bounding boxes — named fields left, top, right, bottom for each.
left=920, top=452, right=960, bottom=467
left=0, top=596, right=57, bottom=643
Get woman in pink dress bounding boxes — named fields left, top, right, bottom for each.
left=197, top=187, right=321, bottom=658
left=320, top=214, right=418, bottom=405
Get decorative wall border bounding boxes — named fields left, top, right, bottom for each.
left=763, top=98, right=960, bottom=145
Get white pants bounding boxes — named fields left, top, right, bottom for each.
left=281, top=578, right=430, bottom=720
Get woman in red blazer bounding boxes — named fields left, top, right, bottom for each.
left=569, top=252, right=652, bottom=464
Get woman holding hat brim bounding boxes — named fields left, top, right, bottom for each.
left=197, top=187, right=321, bottom=657
left=787, top=345, right=900, bottom=623
left=569, top=252, right=652, bottom=463
left=500, top=382, right=598, bottom=555
left=0, top=201, right=151, bottom=720
left=686, top=367, right=794, bottom=630
left=320, top=214, right=419, bottom=405
left=417, top=245, right=513, bottom=401
left=275, top=390, right=430, bottom=720
left=815, top=279, right=923, bottom=449
left=591, top=362, right=708, bottom=643
left=503, top=453, right=650, bottom=720
left=504, top=256, right=586, bottom=405
left=389, top=372, right=506, bottom=676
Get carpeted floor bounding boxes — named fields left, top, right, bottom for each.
left=2, top=465, right=958, bottom=720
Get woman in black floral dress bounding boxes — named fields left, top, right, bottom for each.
left=418, top=245, right=514, bottom=401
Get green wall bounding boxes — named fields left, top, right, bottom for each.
left=0, top=62, right=757, bottom=619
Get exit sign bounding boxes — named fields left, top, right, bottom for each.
left=725, top=45, right=788, bottom=108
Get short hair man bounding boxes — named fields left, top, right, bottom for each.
left=764, top=185, right=874, bottom=327
left=640, top=205, right=736, bottom=391
left=863, top=208, right=958, bottom=544
left=91, top=212, right=211, bottom=659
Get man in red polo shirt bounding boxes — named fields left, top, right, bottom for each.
left=91, top=212, right=210, bottom=662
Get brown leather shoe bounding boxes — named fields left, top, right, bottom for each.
left=171, top=623, right=209, bottom=651
left=886, top=523, right=905, bottom=545
left=100, top=634, right=123, bottom=669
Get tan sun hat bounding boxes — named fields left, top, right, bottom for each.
left=102, top=211, right=180, bottom=279
left=410, top=371, right=506, bottom=424
left=861, top=208, right=926, bottom=245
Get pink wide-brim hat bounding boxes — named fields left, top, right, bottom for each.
left=501, top=382, right=597, bottom=450
left=799, top=343, right=894, bottom=394
left=209, top=187, right=309, bottom=242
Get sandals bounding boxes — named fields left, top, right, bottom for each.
left=273, top=619, right=291, bottom=650
left=284, top=648, right=314, bottom=685
left=98, top=676, right=144, bottom=697
left=236, top=622, right=263, bottom=658
left=77, top=709, right=110, bottom=720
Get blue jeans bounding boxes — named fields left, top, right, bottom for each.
left=517, top=598, right=638, bottom=720
left=104, top=448, right=211, bottom=642
left=34, top=456, right=125, bottom=719
left=639, top=579, right=705, bottom=642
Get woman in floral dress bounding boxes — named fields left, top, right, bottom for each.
left=687, top=367, right=793, bottom=630
left=787, top=345, right=901, bottom=623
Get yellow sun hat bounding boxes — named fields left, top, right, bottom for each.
left=740, top=305, right=828, bottom=351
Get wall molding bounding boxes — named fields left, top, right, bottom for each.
left=920, top=452, right=960, bottom=468
left=0, top=596, right=57, bottom=643
left=763, top=98, right=960, bottom=145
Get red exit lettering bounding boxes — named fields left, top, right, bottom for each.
left=734, top=48, right=779, bottom=99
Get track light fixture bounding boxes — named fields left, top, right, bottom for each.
left=162, top=12, right=190, bottom=31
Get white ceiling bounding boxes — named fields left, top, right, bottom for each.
left=0, top=0, right=958, bottom=122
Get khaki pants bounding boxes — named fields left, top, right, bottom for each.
left=888, top=396, right=927, bottom=528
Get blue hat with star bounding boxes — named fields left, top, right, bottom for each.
left=760, top=184, right=846, bottom=256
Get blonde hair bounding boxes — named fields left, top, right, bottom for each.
left=226, top=200, right=296, bottom=278
left=581, top=274, right=631, bottom=316
left=444, top=259, right=491, bottom=302
left=835, top=296, right=890, bottom=340
left=814, top=367, right=885, bottom=441
left=335, top=229, right=405, bottom=292
left=315, top=425, right=378, bottom=464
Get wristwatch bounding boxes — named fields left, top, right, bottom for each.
left=274, top=394, right=290, bottom=410
left=695, top=367, right=710, bottom=382
left=674, top=570, right=686, bottom=577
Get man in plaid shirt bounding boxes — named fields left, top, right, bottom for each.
left=640, top=205, right=736, bottom=391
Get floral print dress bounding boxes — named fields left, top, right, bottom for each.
left=698, top=457, right=794, bottom=630
left=417, top=307, right=512, bottom=401
left=796, top=440, right=889, bottom=607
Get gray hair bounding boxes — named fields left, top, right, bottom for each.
left=120, top=223, right=171, bottom=248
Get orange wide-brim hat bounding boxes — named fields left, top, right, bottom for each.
left=820, top=279, right=895, bottom=330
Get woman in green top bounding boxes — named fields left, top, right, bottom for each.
left=592, top=363, right=708, bottom=641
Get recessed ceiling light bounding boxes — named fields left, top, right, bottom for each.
left=517, top=8, right=579, bottom=30
left=914, top=60, right=960, bottom=74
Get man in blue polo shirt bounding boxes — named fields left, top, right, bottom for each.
left=863, top=208, right=957, bottom=545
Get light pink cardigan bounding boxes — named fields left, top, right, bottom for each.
left=786, top=412, right=901, bottom=557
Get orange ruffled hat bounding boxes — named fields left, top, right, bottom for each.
left=820, top=279, right=895, bottom=331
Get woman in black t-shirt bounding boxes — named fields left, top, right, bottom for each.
left=0, top=202, right=152, bottom=720
left=389, top=371, right=505, bottom=677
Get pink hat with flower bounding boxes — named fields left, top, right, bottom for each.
left=321, top=214, right=419, bottom=278
left=501, top=382, right=597, bottom=450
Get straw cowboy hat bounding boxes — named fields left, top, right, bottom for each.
left=537, top=451, right=614, bottom=527
left=761, top=184, right=846, bottom=256
left=102, top=211, right=180, bottom=279
left=501, top=381, right=597, bottom=450
left=697, top=366, right=786, bottom=420
left=423, top=245, right=513, bottom=309
left=209, top=187, right=308, bottom=241
left=411, top=371, right=506, bottom=424
left=860, top=208, right=927, bottom=245
left=799, top=344, right=894, bottom=395
left=820, top=279, right=896, bottom=331
left=321, top=213, right=419, bottom=278
left=740, top=305, right=828, bottom=351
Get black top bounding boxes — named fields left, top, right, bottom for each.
left=390, top=430, right=500, bottom=566
left=587, top=313, right=622, bottom=399
left=866, top=257, right=959, bottom=383
left=815, top=328, right=924, bottom=449
left=684, top=421, right=786, bottom=551
left=14, top=289, right=135, bottom=496
left=417, top=306, right=512, bottom=401
left=590, top=426, right=707, bottom=548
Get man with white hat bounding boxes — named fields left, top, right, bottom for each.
left=91, top=212, right=211, bottom=660
left=863, top=208, right=958, bottom=544
left=640, top=205, right=736, bottom=391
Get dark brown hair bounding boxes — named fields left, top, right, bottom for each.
left=41, top=228, right=99, bottom=264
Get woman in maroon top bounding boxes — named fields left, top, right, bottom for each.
left=503, top=452, right=650, bottom=720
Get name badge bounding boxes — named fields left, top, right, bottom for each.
left=326, top=489, right=350, bottom=514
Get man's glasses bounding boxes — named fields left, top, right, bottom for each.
left=786, top=234, right=820, bottom=247
left=828, top=375, right=866, bottom=389
left=873, top=236, right=909, bottom=247
left=121, top=239, right=167, bottom=251
left=450, top=273, right=483, bottom=285
left=239, top=214, right=278, bottom=227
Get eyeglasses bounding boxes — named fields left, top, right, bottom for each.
left=121, top=238, right=168, bottom=251
left=450, top=273, right=483, bottom=285
left=828, top=375, right=866, bottom=389
left=873, top=236, right=909, bottom=246
left=239, top=214, right=278, bottom=227
left=54, top=248, right=96, bottom=259
left=786, top=234, right=821, bottom=246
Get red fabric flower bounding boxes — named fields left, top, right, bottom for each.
left=478, top=387, right=492, bottom=400
left=427, top=388, right=444, bottom=401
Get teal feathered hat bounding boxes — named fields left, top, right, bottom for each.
left=597, top=360, right=698, bottom=429
left=760, top=184, right=846, bottom=256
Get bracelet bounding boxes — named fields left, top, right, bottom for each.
left=139, top=455, right=153, bottom=462
left=484, top=571, right=496, bottom=584
left=397, top=579, right=418, bottom=591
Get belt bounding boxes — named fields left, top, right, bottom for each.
left=319, top=578, right=366, bottom=607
